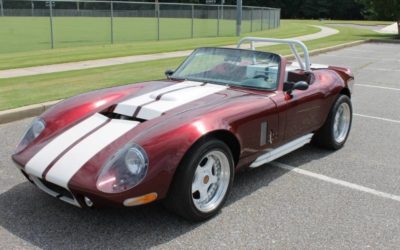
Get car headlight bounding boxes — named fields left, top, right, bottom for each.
left=96, top=143, right=148, bottom=193
left=15, top=118, right=46, bottom=154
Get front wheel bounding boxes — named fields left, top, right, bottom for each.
left=164, top=139, right=234, bottom=221
left=313, top=94, right=353, bottom=150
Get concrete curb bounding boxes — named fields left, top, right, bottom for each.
left=0, top=39, right=384, bottom=125
left=0, top=100, right=61, bottom=124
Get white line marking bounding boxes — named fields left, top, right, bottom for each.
left=354, top=113, right=400, bottom=124
left=319, top=54, right=394, bottom=61
left=271, top=162, right=400, bottom=202
left=356, top=84, right=400, bottom=91
left=366, top=68, right=400, bottom=72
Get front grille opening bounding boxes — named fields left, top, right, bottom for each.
left=39, top=178, right=73, bottom=199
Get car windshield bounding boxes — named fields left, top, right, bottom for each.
left=172, top=47, right=280, bottom=90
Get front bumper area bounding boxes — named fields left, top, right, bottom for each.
left=20, top=169, right=81, bottom=207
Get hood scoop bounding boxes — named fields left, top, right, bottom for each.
left=113, top=81, right=227, bottom=121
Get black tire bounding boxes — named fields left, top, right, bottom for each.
left=163, top=139, right=234, bottom=221
left=312, top=94, right=353, bottom=150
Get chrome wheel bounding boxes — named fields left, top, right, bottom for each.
left=191, top=150, right=230, bottom=213
left=333, top=102, right=351, bottom=143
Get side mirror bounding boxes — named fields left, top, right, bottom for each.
left=165, top=69, right=174, bottom=78
left=293, top=81, right=309, bottom=91
left=284, top=81, right=309, bottom=95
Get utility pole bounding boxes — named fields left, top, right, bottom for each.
left=236, top=0, right=242, bottom=36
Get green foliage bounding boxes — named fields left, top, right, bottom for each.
left=359, top=0, right=400, bottom=20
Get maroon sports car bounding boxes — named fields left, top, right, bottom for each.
left=12, top=37, right=353, bottom=221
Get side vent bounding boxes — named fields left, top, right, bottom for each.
left=260, top=122, right=268, bottom=146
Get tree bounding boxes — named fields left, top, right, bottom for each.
left=360, top=0, right=400, bottom=36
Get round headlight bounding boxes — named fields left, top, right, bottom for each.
left=32, top=119, right=46, bottom=138
left=96, top=143, right=148, bottom=193
left=125, top=148, right=146, bottom=175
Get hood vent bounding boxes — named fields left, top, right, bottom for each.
left=100, top=105, right=147, bottom=123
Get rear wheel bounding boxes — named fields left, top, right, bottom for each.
left=164, top=139, right=234, bottom=221
left=313, top=94, right=352, bottom=150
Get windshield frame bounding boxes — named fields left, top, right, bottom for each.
left=171, top=47, right=282, bottom=91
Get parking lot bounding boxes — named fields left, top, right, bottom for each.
left=0, top=42, right=399, bottom=249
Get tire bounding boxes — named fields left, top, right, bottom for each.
left=313, top=94, right=353, bottom=150
left=164, top=139, right=234, bottom=221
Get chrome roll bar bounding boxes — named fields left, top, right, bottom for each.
left=237, top=37, right=311, bottom=71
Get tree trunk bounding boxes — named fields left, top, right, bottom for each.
left=397, top=19, right=400, bottom=38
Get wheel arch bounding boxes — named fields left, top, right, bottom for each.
left=340, top=87, right=351, bottom=98
left=180, top=129, right=241, bottom=167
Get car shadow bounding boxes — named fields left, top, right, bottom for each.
left=0, top=145, right=333, bottom=249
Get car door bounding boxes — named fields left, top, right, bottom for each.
left=270, top=71, right=325, bottom=142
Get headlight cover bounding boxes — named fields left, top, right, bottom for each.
left=15, top=118, right=46, bottom=154
left=96, top=143, right=148, bottom=193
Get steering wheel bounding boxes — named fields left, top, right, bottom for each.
left=253, top=74, right=269, bottom=81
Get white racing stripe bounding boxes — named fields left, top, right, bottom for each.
left=45, top=119, right=139, bottom=189
left=25, top=113, right=108, bottom=177
left=137, top=84, right=227, bottom=120
left=27, top=81, right=227, bottom=190
left=271, top=162, right=400, bottom=202
left=114, top=81, right=204, bottom=116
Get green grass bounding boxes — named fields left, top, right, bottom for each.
left=0, top=19, right=397, bottom=111
left=257, top=20, right=396, bottom=55
left=0, top=19, right=318, bottom=70
left=0, top=57, right=184, bottom=110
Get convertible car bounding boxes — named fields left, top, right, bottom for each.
left=12, top=37, right=353, bottom=221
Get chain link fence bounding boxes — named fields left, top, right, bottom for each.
left=0, top=0, right=280, bottom=53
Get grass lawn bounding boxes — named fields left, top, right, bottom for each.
left=0, top=19, right=318, bottom=70
left=0, top=20, right=397, bottom=111
left=257, top=20, right=396, bottom=55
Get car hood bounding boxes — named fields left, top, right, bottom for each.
left=13, top=80, right=275, bottom=192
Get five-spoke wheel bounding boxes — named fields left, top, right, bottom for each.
left=164, top=139, right=234, bottom=221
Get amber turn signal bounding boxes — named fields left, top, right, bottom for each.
left=123, top=192, right=158, bottom=207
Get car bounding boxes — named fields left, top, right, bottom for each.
left=12, top=37, right=354, bottom=221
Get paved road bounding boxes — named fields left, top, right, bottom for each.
left=0, top=25, right=338, bottom=79
left=329, top=23, right=387, bottom=31
left=0, top=42, right=399, bottom=249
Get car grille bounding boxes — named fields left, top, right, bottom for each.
left=39, top=178, right=74, bottom=200
left=21, top=169, right=81, bottom=207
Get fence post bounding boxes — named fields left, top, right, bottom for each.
left=31, top=1, right=34, bottom=16
left=0, top=0, right=4, bottom=17
left=156, top=4, right=160, bottom=40
left=250, top=8, right=253, bottom=32
left=261, top=9, right=263, bottom=30
left=236, top=0, right=242, bottom=36
left=191, top=4, right=194, bottom=38
left=268, top=10, right=271, bottom=29
left=217, top=5, right=220, bottom=37
left=110, top=1, right=114, bottom=44
left=49, top=0, right=54, bottom=49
